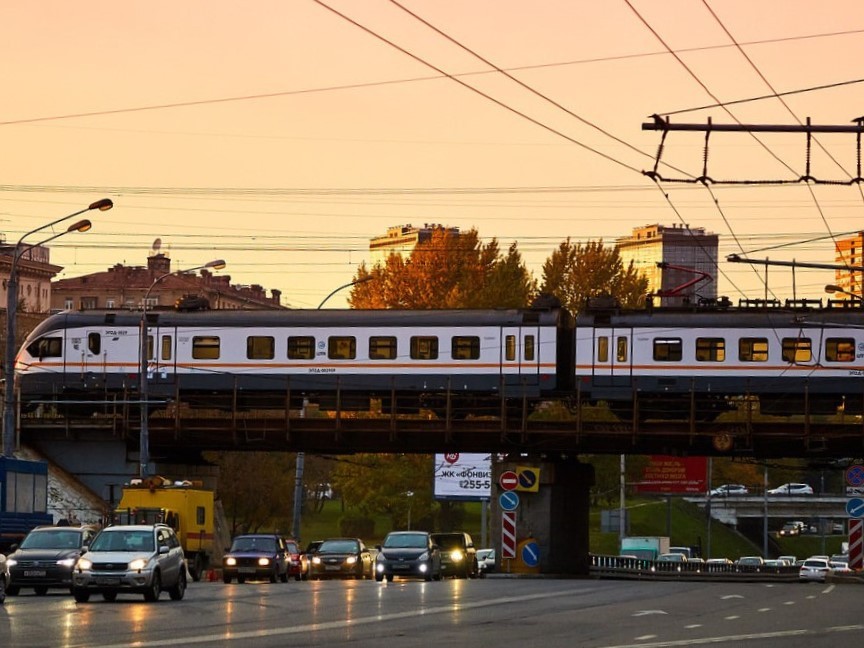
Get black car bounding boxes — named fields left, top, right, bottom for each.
left=309, top=538, right=373, bottom=580
left=222, top=534, right=289, bottom=583
left=7, top=525, right=97, bottom=596
left=375, top=531, right=441, bottom=582
left=431, top=532, right=478, bottom=579
left=300, top=540, right=323, bottom=580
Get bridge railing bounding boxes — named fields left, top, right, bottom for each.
left=589, top=554, right=800, bottom=581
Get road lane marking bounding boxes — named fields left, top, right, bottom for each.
left=599, top=628, right=814, bottom=647
left=633, top=610, right=668, bottom=617
left=822, top=584, right=835, bottom=594
left=719, top=594, right=743, bottom=599
left=724, top=616, right=739, bottom=620
left=635, top=636, right=658, bottom=641
left=757, top=608, right=771, bottom=612
left=683, top=625, right=702, bottom=629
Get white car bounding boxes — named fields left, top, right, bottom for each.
left=799, top=558, right=831, bottom=582
left=767, top=483, right=814, bottom=495
left=709, top=484, right=749, bottom=497
left=476, top=548, right=496, bottom=574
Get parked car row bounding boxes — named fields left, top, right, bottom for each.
left=709, top=482, right=816, bottom=497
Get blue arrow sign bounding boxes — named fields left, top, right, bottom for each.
left=846, top=497, right=864, bottom=518
left=499, top=491, right=519, bottom=511
left=521, top=540, right=540, bottom=567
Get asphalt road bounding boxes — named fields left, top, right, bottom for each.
left=1, top=576, right=860, bottom=647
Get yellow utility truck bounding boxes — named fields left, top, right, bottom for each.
left=115, top=477, right=214, bottom=581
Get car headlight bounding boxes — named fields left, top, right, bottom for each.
left=376, top=563, right=384, bottom=572
left=345, top=556, right=357, bottom=565
left=77, top=558, right=92, bottom=571
left=129, top=558, right=148, bottom=571
left=450, top=550, right=464, bottom=562
left=57, top=558, right=77, bottom=568
left=418, top=552, right=429, bottom=561
left=312, top=556, right=322, bottom=565
left=258, top=557, right=271, bottom=566
left=6, top=559, right=17, bottom=567
left=225, top=557, right=237, bottom=566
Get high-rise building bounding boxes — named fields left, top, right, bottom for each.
left=369, top=224, right=459, bottom=266
left=834, top=232, right=864, bottom=298
left=616, top=223, right=718, bottom=307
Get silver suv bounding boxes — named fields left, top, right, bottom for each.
left=71, top=524, right=186, bottom=602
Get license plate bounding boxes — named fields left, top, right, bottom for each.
left=24, top=570, right=47, bottom=577
left=238, top=567, right=256, bottom=574
left=392, top=564, right=409, bottom=570
left=96, top=577, right=120, bottom=586
left=325, top=565, right=341, bottom=571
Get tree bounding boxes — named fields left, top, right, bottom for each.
left=349, top=227, right=536, bottom=309
left=540, top=238, right=648, bottom=314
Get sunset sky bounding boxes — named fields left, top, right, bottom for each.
left=3, top=1, right=864, bottom=307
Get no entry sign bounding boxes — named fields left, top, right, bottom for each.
left=499, top=470, right=518, bottom=491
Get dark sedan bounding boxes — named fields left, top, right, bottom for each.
left=6, top=525, right=97, bottom=596
left=309, top=538, right=373, bottom=580
left=375, top=531, right=441, bottom=582
left=222, top=534, right=289, bottom=584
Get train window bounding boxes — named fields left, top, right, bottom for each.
left=192, top=336, right=221, bottom=360
left=411, top=336, right=438, bottom=360
left=161, top=335, right=172, bottom=361
left=597, top=337, right=609, bottom=363
left=247, top=336, right=275, bottom=360
left=653, top=338, right=682, bottom=361
left=782, top=338, right=812, bottom=363
left=505, top=335, right=516, bottom=361
left=696, top=338, right=725, bottom=362
left=825, top=338, right=856, bottom=362
left=87, top=332, right=101, bottom=355
left=452, top=336, right=480, bottom=360
left=328, top=336, right=356, bottom=360
left=739, top=337, right=768, bottom=362
left=287, top=336, right=315, bottom=360
left=146, top=335, right=154, bottom=361
left=27, top=337, right=62, bottom=359
left=616, top=336, right=627, bottom=362
left=525, top=335, right=536, bottom=361
left=369, top=336, right=397, bottom=360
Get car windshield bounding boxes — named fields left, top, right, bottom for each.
left=319, top=540, right=360, bottom=553
left=384, top=533, right=428, bottom=549
left=231, top=536, right=277, bottom=553
left=803, top=560, right=828, bottom=568
left=20, top=530, right=82, bottom=550
left=90, top=530, right=154, bottom=552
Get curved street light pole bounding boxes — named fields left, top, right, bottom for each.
left=825, top=284, right=863, bottom=302
left=139, top=259, right=225, bottom=478
left=3, top=198, right=112, bottom=458
left=291, top=276, right=373, bottom=540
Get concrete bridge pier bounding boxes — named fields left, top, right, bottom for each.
left=491, top=455, right=594, bottom=575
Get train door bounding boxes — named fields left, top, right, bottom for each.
left=591, top=326, right=632, bottom=388
left=81, top=330, right=106, bottom=377
left=145, top=324, right=177, bottom=387
left=502, top=325, right=541, bottom=390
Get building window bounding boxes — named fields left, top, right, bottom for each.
left=328, top=336, right=356, bottom=360
left=696, top=338, right=725, bottom=362
left=192, top=336, right=220, bottom=359
left=369, top=336, right=397, bottom=360
left=80, top=297, right=97, bottom=310
left=451, top=336, right=480, bottom=360
left=782, top=338, right=812, bottom=363
left=105, top=299, right=115, bottom=309
left=653, top=338, right=683, bottom=361
left=247, top=336, right=275, bottom=360
left=739, top=337, right=769, bottom=362
left=826, top=338, right=856, bottom=362
left=287, top=336, right=315, bottom=360
left=410, top=336, right=438, bottom=360
left=64, top=298, right=73, bottom=310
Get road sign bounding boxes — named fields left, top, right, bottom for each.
left=501, top=511, right=516, bottom=559
left=521, top=540, right=540, bottom=568
left=516, top=466, right=540, bottom=492
left=845, top=464, right=864, bottom=487
left=499, top=491, right=520, bottom=512
left=499, top=470, right=518, bottom=491
left=850, top=519, right=863, bottom=570
left=846, top=497, right=864, bottom=518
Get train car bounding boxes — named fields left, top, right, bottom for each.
left=575, top=301, right=864, bottom=421
left=15, top=306, right=572, bottom=417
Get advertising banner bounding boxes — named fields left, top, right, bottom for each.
left=634, top=455, right=707, bottom=494
left=434, top=453, right=492, bottom=500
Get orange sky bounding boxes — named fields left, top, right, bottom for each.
left=2, top=1, right=864, bottom=307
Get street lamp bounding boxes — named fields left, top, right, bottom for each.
left=405, top=491, right=414, bottom=530
left=825, top=284, right=863, bottom=302
left=3, top=198, right=112, bottom=458
left=138, top=259, right=226, bottom=478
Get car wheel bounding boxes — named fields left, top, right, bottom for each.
left=169, top=569, right=187, bottom=600
left=34, top=586, right=49, bottom=596
left=385, top=574, right=394, bottom=582
left=294, top=572, right=302, bottom=582
left=269, top=568, right=278, bottom=584
left=73, top=589, right=90, bottom=603
left=280, top=569, right=289, bottom=583
left=237, top=576, right=246, bottom=584
left=143, top=571, right=161, bottom=602
left=191, top=555, right=204, bottom=582
left=223, top=574, right=232, bottom=584
left=375, top=573, right=384, bottom=582
left=103, top=591, right=117, bottom=602
left=6, top=585, right=20, bottom=597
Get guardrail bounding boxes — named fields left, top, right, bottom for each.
left=589, top=554, right=800, bottom=581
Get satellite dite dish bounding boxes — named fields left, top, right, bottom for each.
left=152, top=238, right=162, bottom=253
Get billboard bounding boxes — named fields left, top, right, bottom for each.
left=434, top=453, right=491, bottom=500
left=633, top=455, right=707, bottom=494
